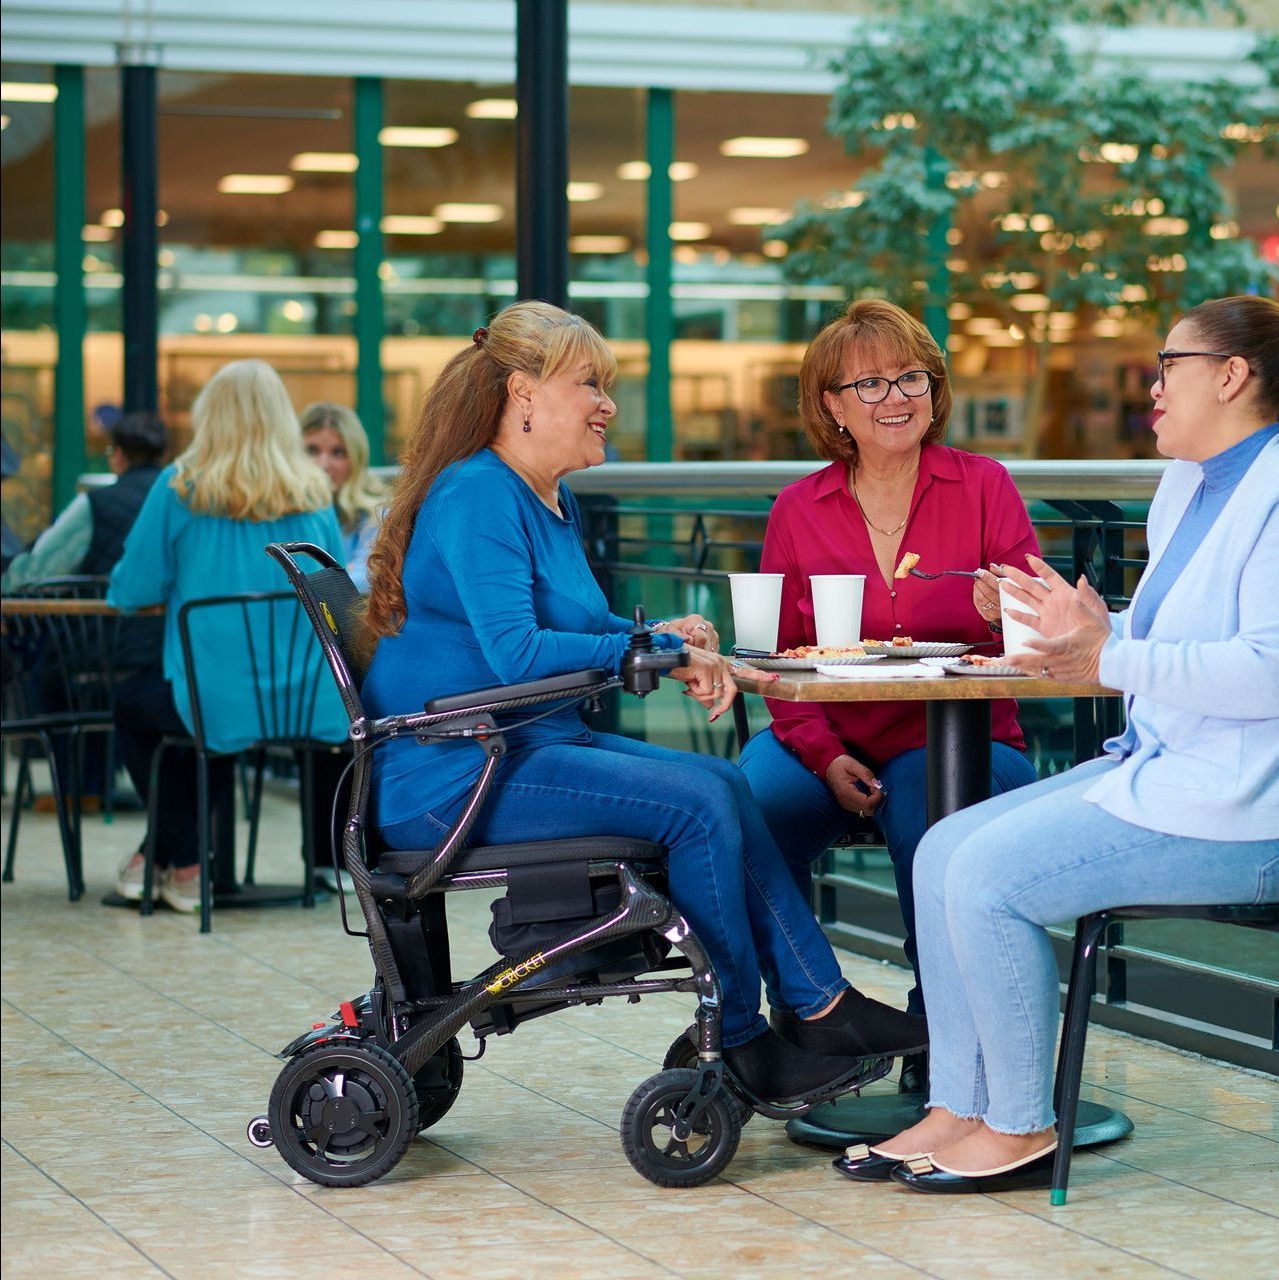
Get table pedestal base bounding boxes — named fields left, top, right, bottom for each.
left=786, top=1093, right=1133, bottom=1151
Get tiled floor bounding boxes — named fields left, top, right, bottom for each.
left=2, top=783, right=1276, bottom=1279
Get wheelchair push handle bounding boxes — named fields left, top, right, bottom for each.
left=621, top=605, right=687, bottom=698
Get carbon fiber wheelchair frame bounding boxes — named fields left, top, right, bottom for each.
left=247, top=542, right=786, bottom=1188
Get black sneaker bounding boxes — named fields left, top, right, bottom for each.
left=771, top=989, right=928, bottom=1058
left=722, top=1027, right=881, bottom=1107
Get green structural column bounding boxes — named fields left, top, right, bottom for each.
left=923, top=146, right=951, bottom=358
left=354, top=76, right=385, bottom=464
left=644, top=88, right=674, bottom=462
left=52, top=65, right=86, bottom=512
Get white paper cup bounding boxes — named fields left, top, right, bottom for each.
left=999, top=577, right=1045, bottom=657
left=810, top=574, right=866, bottom=649
left=729, top=573, right=784, bottom=652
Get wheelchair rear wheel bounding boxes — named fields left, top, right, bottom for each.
left=413, top=1037, right=464, bottom=1131
left=621, top=1068, right=741, bottom=1188
left=268, top=1040, right=418, bottom=1187
left=662, top=1030, right=753, bottom=1127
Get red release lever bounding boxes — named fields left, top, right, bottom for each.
left=339, top=1001, right=359, bottom=1028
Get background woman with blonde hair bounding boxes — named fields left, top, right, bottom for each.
left=107, top=359, right=348, bottom=911
left=300, top=402, right=386, bottom=591
left=360, top=300, right=925, bottom=1107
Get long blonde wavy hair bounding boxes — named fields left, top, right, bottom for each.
left=363, top=301, right=617, bottom=642
left=172, top=359, right=334, bottom=521
left=299, top=401, right=387, bottom=533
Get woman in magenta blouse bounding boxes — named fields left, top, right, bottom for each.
left=738, top=300, right=1040, bottom=1082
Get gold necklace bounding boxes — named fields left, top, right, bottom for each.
left=851, top=472, right=912, bottom=537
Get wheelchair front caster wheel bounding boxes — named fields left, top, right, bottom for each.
left=246, top=1116, right=273, bottom=1148
left=662, top=1030, right=753, bottom=1127
left=268, top=1041, right=418, bottom=1187
left=621, top=1068, right=741, bottom=1188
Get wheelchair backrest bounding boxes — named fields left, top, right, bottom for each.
left=264, top=542, right=370, bottom=727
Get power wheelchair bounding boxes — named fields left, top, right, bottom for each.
left=247, top=542, right=886, bottom=1188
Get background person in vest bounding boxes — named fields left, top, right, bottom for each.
left=2, top=410, right=167, bottom=595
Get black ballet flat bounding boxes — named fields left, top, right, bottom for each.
left=832, top=1142, right=924, bottom=1183
left=889, top=1146, right=1057, bottom=1194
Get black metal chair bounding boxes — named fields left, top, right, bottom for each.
left=1051, top=901, right=1279, bottom=1204
left=1, top=576, right=124, bottom=898
left=137, top=589, right=348, bottom=932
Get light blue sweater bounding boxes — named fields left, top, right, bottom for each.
left=108, top=466, right=350, bottom=753
left=1092, top=431, right=1279, bottom=841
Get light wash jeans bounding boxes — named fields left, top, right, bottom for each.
left=382, top=731, right=851, bottom=1047
left=738, top=728, right=1038, bottom=1014
left=913, top=756, right=1279, bottom=1134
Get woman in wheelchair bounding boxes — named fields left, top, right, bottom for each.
left=836, top=295, right=1279, bottom=1194
left=358, top=301, right=928, bottom=1108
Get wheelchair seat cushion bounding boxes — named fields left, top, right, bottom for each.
left=377, top=835, right=667, bottom=877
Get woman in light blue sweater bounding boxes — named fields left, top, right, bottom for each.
left=842, top=295, right=1279, bottom=1193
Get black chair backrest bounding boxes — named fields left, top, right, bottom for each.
left=2, top=576, right=119, bottom=716
left=177, top=590, right=338, bottom=752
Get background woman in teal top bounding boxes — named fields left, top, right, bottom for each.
left=360, top=301, right=928, bottom=1107
left=108, top=359, right=348, bottom=913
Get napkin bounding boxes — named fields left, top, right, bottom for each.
left=813, top=662, right=936, bottom=679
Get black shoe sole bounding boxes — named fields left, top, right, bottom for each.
left=889, top=1151, right=1055, bottom=1194
left=731, top=1055, right=893, bottom=1110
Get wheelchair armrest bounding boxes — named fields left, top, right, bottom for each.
left=423, top=668, right=612, bottom=715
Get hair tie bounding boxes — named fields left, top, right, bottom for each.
left=472, top=327, right=489, bottom=347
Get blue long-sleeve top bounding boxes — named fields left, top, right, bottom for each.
left=1093, top=428, right=1279, bottom=840
left=362, top=449, right=684, bottom=829
left=108, top=466, right=350, bottom=753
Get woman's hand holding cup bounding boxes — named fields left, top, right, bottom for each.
left=1000, top=555, right=1112, bottom=681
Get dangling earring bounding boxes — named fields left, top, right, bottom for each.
left=523, top=412, right=532, bottom=433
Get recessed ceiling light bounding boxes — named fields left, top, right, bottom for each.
left=82, top=225, right=114, bottom=242
left=100, top=208, right=125, bottom=227
left=668, top=162, right=698, bottom=182
left=217, top=174, right=294, bottom=195
left=1010, top=293, right=1050, bottom=312
left=378, top=126, right=459, bottom=148
left=569, top=235, right=630, bottom=254
left=727, top=207, right=789, bottom=226
left=466, top=98, right=517, bottom=119
left=719, top=136, right=808, bottom=158
left=761, top=240, right=788, bottom=258
left=669, top=221, right=711, bottom=241
left=616, top=160, right=651, bottom=181
left=567, top=182, right=603, bottom=202
left=380, top=215, right=444, bottom=235
left=290, top=152, right=358, bottom=173
left=434, top=203, right=503, bottom=223
left=315, top=230, right=359, bottom=249
left=1, top=82, right=57, bottom=103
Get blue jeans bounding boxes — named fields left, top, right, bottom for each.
left=381, top=731, right=850, bottom=1048
left=913, top=756, right=1279, bottom=1134
left=737, top=728, right=1038, bottom=1014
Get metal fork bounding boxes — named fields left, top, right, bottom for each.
left=907, top=568, right=982, bottom=580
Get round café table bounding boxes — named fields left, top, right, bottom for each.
left=731, top=662, right=1135, bottom=1154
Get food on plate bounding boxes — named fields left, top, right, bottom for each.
left=955, top=653, right=1005, bottom=667
left=862, top=636, right=915, bottom=647
left=893, top=551, right=921, bottom=579
left=774, top=644, right=868, bottom=659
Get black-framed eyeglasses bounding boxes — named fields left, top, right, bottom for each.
left=1155, top=350, right=1233, bottom=388
left=835, top=369, right=933, bottom=404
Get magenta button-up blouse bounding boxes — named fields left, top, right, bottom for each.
left=759, top=444, right=1040, bottom=779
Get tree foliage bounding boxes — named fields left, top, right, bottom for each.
left=777, top=0, right=1276, bottom=331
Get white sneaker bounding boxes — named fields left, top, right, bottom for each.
left=115, top=854, right=146, bottom=901
left=159, top=869, right=201, bottom=914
